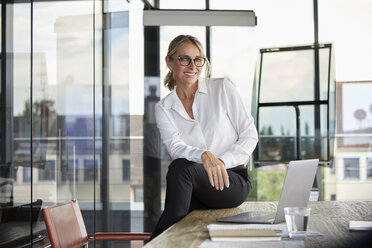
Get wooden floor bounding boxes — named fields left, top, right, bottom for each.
left=144, top=201, right=372, bottom=248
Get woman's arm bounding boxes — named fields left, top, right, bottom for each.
left=219, top=78, right=259, bottom=169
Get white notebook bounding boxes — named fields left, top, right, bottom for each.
left=209, top=228, right=281, bottom=242
left=207, top=224, right=324, bottom=238
left=349, top=221, right=372, bottom=231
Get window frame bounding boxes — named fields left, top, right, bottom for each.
left=252, top=43, right=335, bottom=167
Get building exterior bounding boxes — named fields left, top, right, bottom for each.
left=324, top=81, right=372, bottom=201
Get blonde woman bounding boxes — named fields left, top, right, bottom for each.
left=151, top=35, right=258, bottom=239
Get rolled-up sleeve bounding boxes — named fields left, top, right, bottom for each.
left=218, top=78, right=258, bottom=168
left=155, top=102, right=205, bottom=163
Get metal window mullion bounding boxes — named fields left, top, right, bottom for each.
left=255, top=52, right=264, bottom=161
left=100, top=0, right=110, bottom=234
left=30, top=0, right=34, bottom=243
left=258, top=100, right=328, bottom=107
left=326, top=46, right=332, bottom=163
left=0, top=1, right=14, bottom=168
left=205, top=0, right=210, bottom=62
left=294, top=105, right=301, bottom=160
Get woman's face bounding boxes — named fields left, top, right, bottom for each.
left=167, top=43, right=203, bottom=88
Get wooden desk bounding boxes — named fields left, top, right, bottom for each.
left=144, top=201, right=372, bottom=248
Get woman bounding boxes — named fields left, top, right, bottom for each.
left=151, top=35, right=258, bottom=239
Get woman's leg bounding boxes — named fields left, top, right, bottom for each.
left=150, top=158, right=195, bottom=239
left=189, top=163, right=251, bottom=209
left=150, top=158, right=251, bottom=239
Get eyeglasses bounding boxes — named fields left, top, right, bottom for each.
left=171, top=56, right=206, bottom=67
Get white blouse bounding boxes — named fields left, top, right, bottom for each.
left=155, top=77, right=258, bottom=169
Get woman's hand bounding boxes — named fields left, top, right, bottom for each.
left=201, top=151, right=230, bottom=190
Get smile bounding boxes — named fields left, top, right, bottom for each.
left=184, top=72, right=197, bottom=76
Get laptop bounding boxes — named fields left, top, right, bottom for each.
left=217, top=159, right=319, bottom=224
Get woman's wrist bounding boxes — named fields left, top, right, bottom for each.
left=201, top=150, right=210, bottom=161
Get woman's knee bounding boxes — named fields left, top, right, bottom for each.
left=167, top=158, right=193, bottom=178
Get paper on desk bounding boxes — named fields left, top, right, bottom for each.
left=207, top=224, right=324, bottom=238
left=199, top=240, right=305, bottom=248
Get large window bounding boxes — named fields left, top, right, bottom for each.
left=210, top=0, right=314, bottom=107
left=252, top=44, right=335, bottom=165
left=319, top=0, right=372, bottom=82
left=1, top=0, right=142, bottom=246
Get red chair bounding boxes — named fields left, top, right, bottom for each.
left=42, top=199, right=151, bottom=248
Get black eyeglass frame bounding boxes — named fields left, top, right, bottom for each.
left=170, top=56, right=206, bottom=67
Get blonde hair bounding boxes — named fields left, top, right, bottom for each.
left=164, top=35, right=210, bottom=91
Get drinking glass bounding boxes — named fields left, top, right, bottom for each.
left=284, top=207, right=311, bottom=238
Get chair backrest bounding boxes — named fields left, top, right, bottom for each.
left=42, top=200, right=88, bottom=248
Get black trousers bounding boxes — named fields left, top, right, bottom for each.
left=150, top=158, right=251, bottom=239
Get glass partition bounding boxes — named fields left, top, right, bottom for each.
left=1, top=3, right=34, bottom=247
left=0, top=0, right=140, bottom=246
